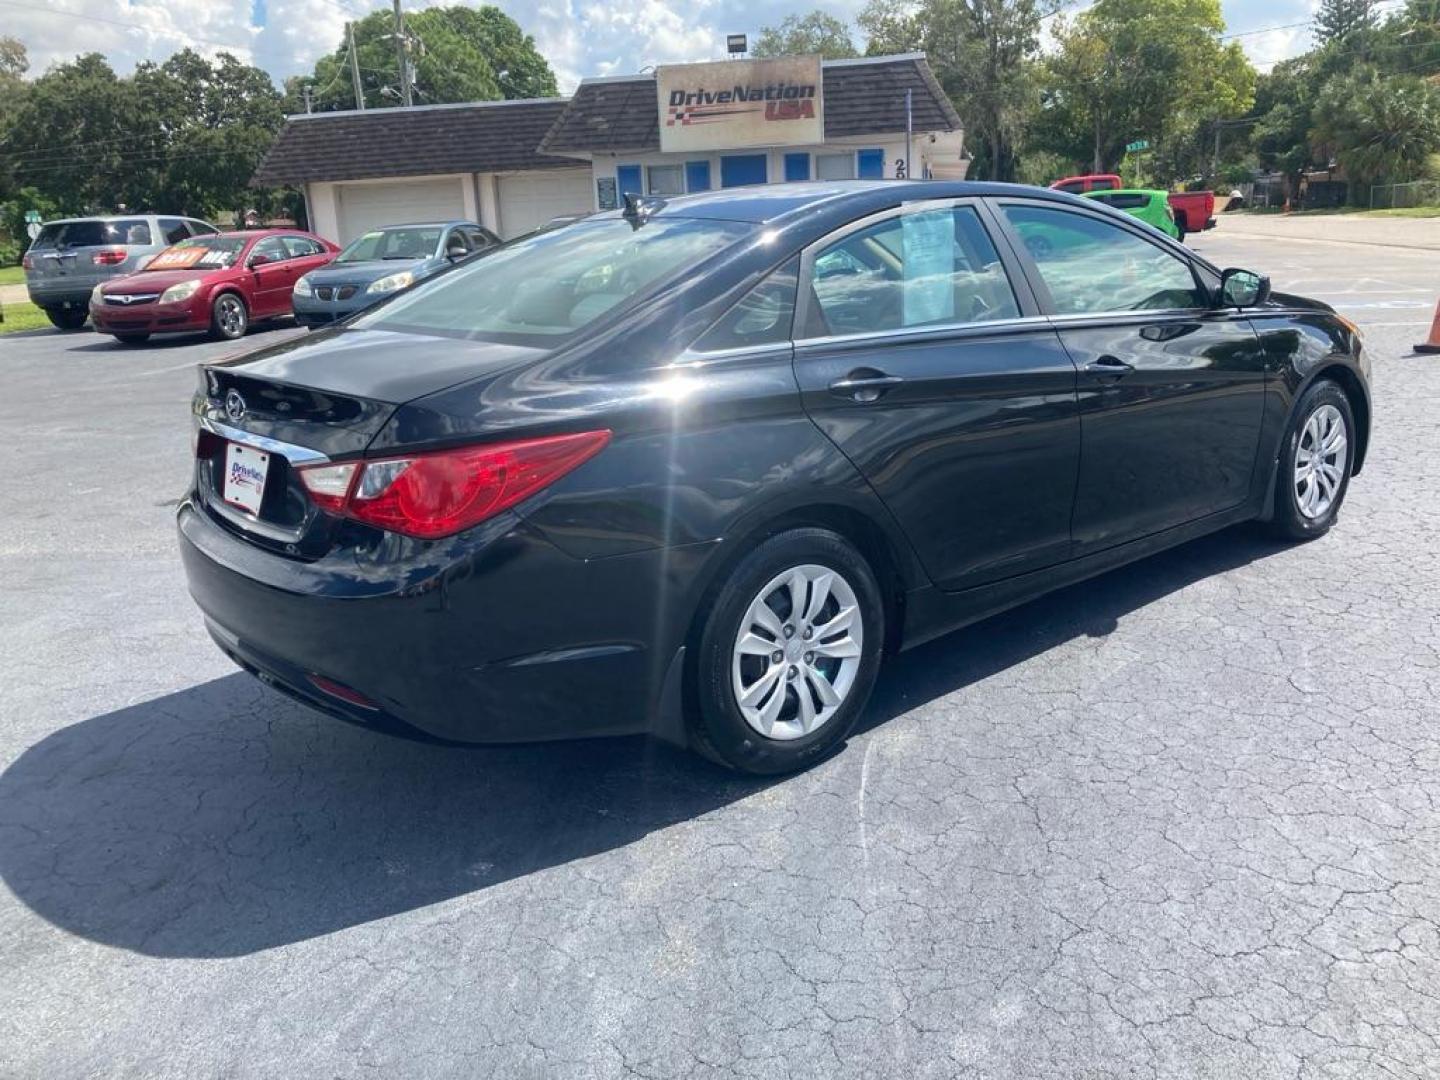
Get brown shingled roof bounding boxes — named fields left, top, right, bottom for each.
left=252, top=55, right=962, bottom=187
left=252, top=99, right=575, bottom=187
left=538, top=55, right=961, bottom=156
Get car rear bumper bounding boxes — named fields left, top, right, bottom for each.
left=27, top=283, right=93, bottom=309
left=177, top=498, right=702, bottom=744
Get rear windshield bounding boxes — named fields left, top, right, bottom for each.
left=142, top=236, right=247, bottom=270
left=33, top=219, right=151, bottom=248
left=1091, top=193, right=1148, bottom=209
left=353, top=216, right=752, bottom=344
left=338, top=227, right=443, bottom=263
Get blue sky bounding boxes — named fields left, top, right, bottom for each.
left=9, top=0, right=1324, bottom=94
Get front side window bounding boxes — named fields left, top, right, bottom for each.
left=250, top=237, right=289, bottom=264
left=187, top=220, right=219, bottom=236
left=647, top=164, right=685, bottom=196
left=694, top=257, right=798, bottom=352
left=354, top=216, right=751, bottom=343
left=1001, top=204, right=1207, bottom=314
left=805, top=205, right=1020, bottom=338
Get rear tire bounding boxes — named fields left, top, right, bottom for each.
left=1267, top=379, right=1355, bottom=541
left=690, top=528, right=884, bottom=775
left=113, top=332, right=150, bottom=345
left=45, top=307, right=88, bottom=330
left=209, top=292, right=248, bottom=341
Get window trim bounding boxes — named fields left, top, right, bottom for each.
left=792, top=197, right=1043, bottom=345
left=988, top=197, right=1218, bottom=319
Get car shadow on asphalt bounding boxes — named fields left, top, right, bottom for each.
left=0, top=526, right=1287, bottom=959
left=65, top=321, right=304, bottom=353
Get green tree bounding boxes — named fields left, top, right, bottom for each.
left=1032, top=0, right=1254, bottom=180
left=753, top=12, right=859, bottom=58
left=302, top=4, right=557, bottom=112
left=860, top=0, right=1053, bottom=182
left=0, top=36, right=29, bottom=200
left=1315, top=0, right=1378, bottom=44
left=1311, top=67, right=1440, bottom=198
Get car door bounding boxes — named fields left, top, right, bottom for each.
left=792, top=199, right=1083, bottom=591
left=993, top=200, right=1267, bottom=554
left=246, top=236, right=296, bottom=317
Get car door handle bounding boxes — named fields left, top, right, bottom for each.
left=829, top=371, right=904, bottom=402
left=1084, top=355, right=1135, bottom=378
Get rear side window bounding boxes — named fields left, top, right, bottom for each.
left=1002, top=204, right=1206, bottom=314
left=33, top=219, right=151, bottom=247
left=805, top=205, right=1020, bottom=338
left=1092, top=178, right=1120, bottom=191
left=282, top=235, right=324, bottom=258
left=694, top=257, right=798, bottom=352
left=463, top=227, right=496, bottom=250
left=1054, top=181, right=1083, bottom=194
left=160, top=218, right=190, bottom=244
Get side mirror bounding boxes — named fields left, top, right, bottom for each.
left=247, top=253, right=272, bottom=269
left=1219, top=267, right=1270, bottom=309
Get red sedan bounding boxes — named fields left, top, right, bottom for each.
left=90, top=229, right=339, bottom=344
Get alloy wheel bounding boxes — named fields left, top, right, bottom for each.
left=1294, top=403, right=1347, bottom=519
left=730, top=564, right=863, bottom=741
left=217, top=296, right=246, bottom=338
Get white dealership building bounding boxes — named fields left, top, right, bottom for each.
left=253, top=53, right=967, bottom=244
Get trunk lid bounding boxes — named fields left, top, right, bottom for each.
left=194, top=327, right=547, bottom=556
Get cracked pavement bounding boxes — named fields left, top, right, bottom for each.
left=2, top=229, right=1439, bottom=1078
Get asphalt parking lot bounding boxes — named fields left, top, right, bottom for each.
left=3, top=226, right=1440, bottom=1079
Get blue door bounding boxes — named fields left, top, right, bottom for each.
left=685, top=160, right=711, bottom=192
left=857, top=149, right=885, bottom=179
left=720, top=154, right=768, bottom=187
left=784, top=153, right=810, bottom=182
left=616, top=164, right=643, bottom=196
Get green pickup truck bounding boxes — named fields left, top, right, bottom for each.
left=1082, top=189, right=1182, bottom=240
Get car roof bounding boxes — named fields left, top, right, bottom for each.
left=42, top=214, right=167, bottom=224
left=629, top=180, right=1102, bottom=227
left=360, top=220, right=479, bottom=230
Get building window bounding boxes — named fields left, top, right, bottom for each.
left=784, top=153, right=810, bottom=182
left=647, top=164, right=685, bottom=196
left=816, top=153, right=855, bottom=181
left=858, top=149, right=885, bottom=179
left=685, top=161, right=711, bottom=192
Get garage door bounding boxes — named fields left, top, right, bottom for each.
left=336, top=178, right=466, bottom=245
left=496, top=170, right=592, bottom=239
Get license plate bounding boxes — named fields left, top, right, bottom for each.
left=222, top=441, right=270, bottom=515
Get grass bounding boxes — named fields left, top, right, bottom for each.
left=0, top=300, right=51, bottom=334
left=0, top=265, right=25, bottom=286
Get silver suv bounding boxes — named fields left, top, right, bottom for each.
left=24, top=214, right=219, bottom=329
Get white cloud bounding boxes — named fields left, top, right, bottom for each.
left=7, top=0, right=1320, bottom=95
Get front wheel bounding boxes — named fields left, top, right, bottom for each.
left=691, top=528, right=884, bottom=775
left=209, top=293, right=248, bottom=341
left=45, top=307, right=88, bottom=330
left=1268, top=379, right=1355, bottom=541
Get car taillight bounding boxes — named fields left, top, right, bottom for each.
left=92, top=247, right=127, bottom=266
left=21, top=253, right=34, bottom=270
left=297, top=430, right=610, bottom=540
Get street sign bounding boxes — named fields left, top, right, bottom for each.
left=1126, top=140, right=1150, bottom=152
left=24, top=209, right=42, bottom=224
left=27, top=223, right=41, bottom=240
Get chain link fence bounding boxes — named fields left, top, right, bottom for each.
left=1370, top=180, right=1440, bottom=209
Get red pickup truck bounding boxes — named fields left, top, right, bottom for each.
left=1167, top=191, right=1216, bottom=238
left=1051, top=175, right=1217, bottom=238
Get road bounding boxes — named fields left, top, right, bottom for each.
left=2, top=229, right=1439, bottom=1079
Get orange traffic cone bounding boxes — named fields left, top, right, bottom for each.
left=1416, top=299, right=1440, bottom=354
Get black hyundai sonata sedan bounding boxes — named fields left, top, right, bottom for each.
left=180, top=181, right=1370, bottom=774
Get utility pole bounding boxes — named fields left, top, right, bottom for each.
left=904, top=89, right=913, bottom=180
left=347, top=21, right=365, bottom=111
left=302, top=84, right=313, bottom=114
left=391, top=0, right=413, bottom=107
